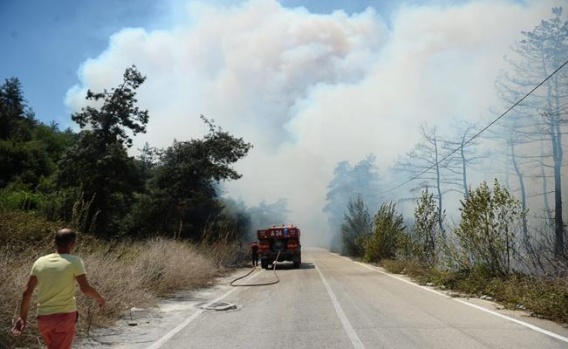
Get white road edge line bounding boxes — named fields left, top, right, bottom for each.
left=346, top=257, right=568, bottom=344
left=315, top=263, right=365, bottom=349
left=146, top=269, right=264, bottom=349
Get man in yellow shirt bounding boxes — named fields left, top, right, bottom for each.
left=11, top=228, right=105, bottom=349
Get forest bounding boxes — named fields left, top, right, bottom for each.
left=0, top=65, right=294, bottom=243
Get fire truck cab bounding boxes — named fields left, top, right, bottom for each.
left=257, top=225, right=301, bottom=269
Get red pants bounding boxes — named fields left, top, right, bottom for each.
left=37, top=311, right=78, bottom=349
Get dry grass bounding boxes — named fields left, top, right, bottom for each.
left=380, top=259, right=568, bottom=324
left=196, top=240, right=249, bottom=268
left=1, top=237, right=239, bottom=349
left=484, top=274, right=568, bottom=321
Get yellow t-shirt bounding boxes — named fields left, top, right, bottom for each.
left=31, top=253, right=86, bottom=316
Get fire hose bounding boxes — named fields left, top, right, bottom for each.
left=230, top=251, right=280, bottom=287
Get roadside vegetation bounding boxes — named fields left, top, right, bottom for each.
left=2, top=5, right=568, bottom=349
left=1, top=215, right=246, bottom=348
left=337, top=182, right=568, bottom=324
left=327, top=7, right=568, bottom=326
left=0, top=67, right=256, bottom=348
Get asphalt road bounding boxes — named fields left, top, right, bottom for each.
left=80, top=247, right=568, bottom=349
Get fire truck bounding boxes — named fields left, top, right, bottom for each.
left=257, top=225, right=301, bottom=269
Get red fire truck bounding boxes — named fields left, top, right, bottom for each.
left=257, top=225, right=302, bottom=269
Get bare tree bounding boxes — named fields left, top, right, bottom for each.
left=495, top=7, right=568, bottom=256
left=442, top=120, right=488, bottom=201
left=394, top=124, right=457, bottom=236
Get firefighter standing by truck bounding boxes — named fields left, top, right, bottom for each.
left=250, top=241, right=259, bottom=267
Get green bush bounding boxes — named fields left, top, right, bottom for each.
left=0, top=209, right=59, bottom=251
left=341, top=196, right=372, bottom=257
left=0, top=188, right=46, bottom=212
left=412, top=189, right=443, bottom=266
left=455, top=179, right=525, bottom=277
left=364, top=202, right=405, bottom=262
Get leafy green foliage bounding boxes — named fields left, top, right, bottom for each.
left=0, top=69, right=254, bottom=242
left=0, top=187, right=47, bottom=211
left=364, top=202, right=405, bottom=262
left=125, top=116, right=252, bottom=240
left=455, top=179, right=525, bottom=276
left=0, top=77, right=33, bottom=142
left=58, top=66, right=149, bottom=237
left=412, top=189, right=443, bottom=266
left=341, top=195, right=372, bottom=257
left=72, top=66, right=148, bottom=148
left=0, top=78, right=67, bottom=189
left=0, top=209, right=58, bottom=252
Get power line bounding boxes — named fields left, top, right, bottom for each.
left=378, top=58, right=568, bottom=196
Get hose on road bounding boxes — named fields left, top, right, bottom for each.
left=230, top=252, right=280, bottom=287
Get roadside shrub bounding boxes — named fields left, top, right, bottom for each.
left=0, top=189, right=46, bottom=211
left=197, top=239, right=248, bottom=268
left=364, top=202, right=405, bottom=262
left=341, top=196, right=372, bottom=258
left=412, top=189, right=443, bottom=266
left=380, top=257, right=568, bottom=323
left=381, top=259, right=448, bottom=285
left=0, top=209, right=58, bottom=252
left=137, top=239, right=217, bottom=294
left=484, top=274, right=568, bottom=322
left=455, top=179, right=525, bottom=277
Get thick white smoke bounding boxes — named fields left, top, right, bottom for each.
left=64, top=0, right=563, bottom=246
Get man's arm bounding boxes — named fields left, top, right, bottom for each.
left=11, top=275, right=37, bottom=336
left=76, top=274, right=106, bottom=307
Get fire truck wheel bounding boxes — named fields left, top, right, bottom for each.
left=293, top=257, right=301, bottom=269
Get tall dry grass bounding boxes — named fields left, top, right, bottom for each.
left=2, top=236, right=241, bottom=349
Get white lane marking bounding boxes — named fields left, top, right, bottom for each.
left=346, top=257, right=568, bottom=344
left=315, top=263, right=365, bottom=349
left=453, top=298, right=568, bottom=344
left=146, top=269, right=264, bottom=349
left=352, top=260, right=449, bottom=297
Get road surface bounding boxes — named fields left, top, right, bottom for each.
left=80, top=247, right=568, bottom=349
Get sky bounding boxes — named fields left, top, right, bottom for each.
left=1, top=0, right=565, bottom=245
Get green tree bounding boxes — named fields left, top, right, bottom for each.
left=200, top=196, right=251, bottom=242
left=0, top=77, right=33, bottom=141
left=71, top=66, right=149, bottom=148
left=412, top=188, right=443, bottom=266
left=324, top=155, right=381, bottom=251
left=0, top=78, right=70, bottom=190
left=455, top=179, right=525, bottom=276
left=341, top=195, right=372, bottom=257
left=130, top=116, right=252, bottom=240
left=57, top=66, right=148, bottom=237
left=364, top=202, right=405, bottom=262
left=0, top=78, right=31, bottom=188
